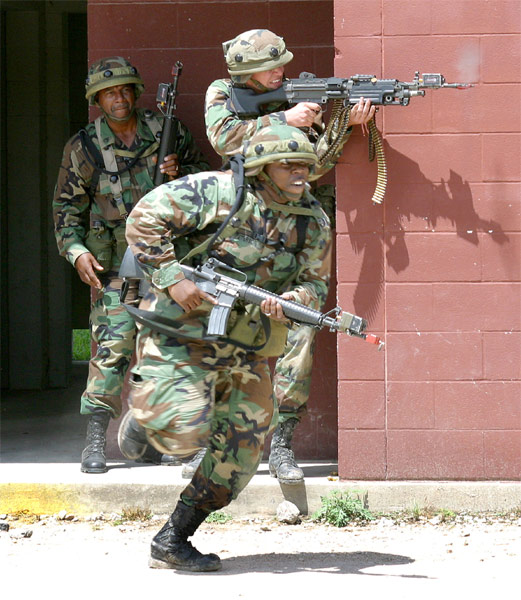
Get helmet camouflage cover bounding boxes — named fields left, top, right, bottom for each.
left=85, top=56, right=145, bottom=105
left=244, top=125, right=317, bottom=176
left=223, top=29, right=293, bottom=81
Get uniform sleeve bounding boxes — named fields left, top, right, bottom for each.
left=125, top=173, right=227, bottom=290
left=52, top=135, right=93, bottom=266
left=174, top=119, right=211, bottom=176
left=287, top=211, right=332, bottom=311
left=205, top=79, right=287, bottom=157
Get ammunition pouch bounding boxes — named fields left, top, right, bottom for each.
left=85, top=221, right=113, bottom=272
left=85, top=218, right=127, bottom=272
left=227, top=304, right=289, bottom=357
left=113, top=223, right=128, bottom=263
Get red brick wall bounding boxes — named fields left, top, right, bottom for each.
left=335, top=0, right=521, bottom=479
left=88, top=0, right=338, bottom=459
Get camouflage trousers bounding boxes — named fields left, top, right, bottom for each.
left=270, top=182, right=333, bottom=425
left=272, top=324, right=316, bottom=424
left=80, top=273, right=137, bottom=418
left=129, top=332, right=275, bottom=513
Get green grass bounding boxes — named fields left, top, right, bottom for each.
left=112, top=507, right=153, bottom=525
left=312, top=490, right=374, bottom=527
left=72, top=329, right=91, bottom=360
left=205, top=511, right=233, bottom=524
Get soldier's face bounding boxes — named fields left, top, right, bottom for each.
left=97, top=84, right=136, bottom=121
left=249, top=66, right=285, bottom=90
left=264, top=161, right=311, bottom=198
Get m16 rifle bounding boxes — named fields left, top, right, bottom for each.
left=119, top=252, right=384, bottom=350
left=231, top=71, right=473, bottom=204
left=153, top=61, right=183, bottom=186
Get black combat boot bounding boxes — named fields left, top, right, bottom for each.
left=81, top=409, right=111, bottom=474
left=118, top=411, right=182, bottom=466
left=149, top=501, right=221, bottom=571
left=268, top=417, right=304, bottom=485
left=137, top=447, right=182, bottom=466
left=117, top=410, right=149, bottom=460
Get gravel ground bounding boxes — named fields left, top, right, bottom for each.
left=2, top=510, right=520, bottom=599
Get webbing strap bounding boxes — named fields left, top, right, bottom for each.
left=179, top=154, right=247, bottom=265
left=125, top=303, right=272, bottom=353
left=95, top=117, right=125, bottom=215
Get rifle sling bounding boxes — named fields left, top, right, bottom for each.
left=124, top=303, right=272, bottom=353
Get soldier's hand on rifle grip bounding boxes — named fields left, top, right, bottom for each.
left=167, top=278, right=217, bottom=312
left=159, top=153, right=180, bottom=181
left=261, top=294, right=291, bottom=323
left=75, top=252, right=103, bottom=289
left=347, top=98, right=376, bottom=130
left=284, top=102, right=322, bottom=129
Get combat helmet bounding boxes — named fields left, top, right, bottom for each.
left=244, top=125, right=317, bottom=176
left=223, top=29, right=293, bottom=83
left=85, top=56, right=145, bottom=105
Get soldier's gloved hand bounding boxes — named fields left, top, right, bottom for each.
left=260, top=293, right=292, bottom=324
left=159, top=153, right=180, bottom=181
left=167, top=278, right=217, bottom=312
left=75, top=252, right=103, bottom=289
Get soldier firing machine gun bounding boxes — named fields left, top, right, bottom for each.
left=230, top=72, right=473, bottom=204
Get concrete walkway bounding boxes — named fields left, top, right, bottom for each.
left=1, top=363, right=520, bottom=517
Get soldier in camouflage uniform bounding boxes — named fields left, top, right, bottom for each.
left=117, top=125, right=331, bottom=570
left=204, top=30, right=375, bottom=484
left=53, top=56, right=209, bottom=474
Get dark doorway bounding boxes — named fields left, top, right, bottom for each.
left=1, top=1, right=87, bottom=390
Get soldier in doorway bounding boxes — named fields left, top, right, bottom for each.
left=53, top=56, right=209, bottom=473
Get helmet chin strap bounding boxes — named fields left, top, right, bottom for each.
left=257, top=170, right=306, bottom=203
left=99, top=105, right=137, bottom=123
left=247, top=78, right=272, bottom=93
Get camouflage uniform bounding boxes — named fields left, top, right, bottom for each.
left=53, top=56, right=210, bottom=474
left=123, top=132, right=331, bottom=515
left=54, top=102, right=209, bottom=419
left=204, top=30, right=351, bottom=437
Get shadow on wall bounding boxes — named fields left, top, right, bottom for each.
left=340, top=143, right=511, bottom=322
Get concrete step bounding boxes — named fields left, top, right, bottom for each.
left=1, top=461, right=520, bottom=517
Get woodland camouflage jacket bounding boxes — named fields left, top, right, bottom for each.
left=53, top=108, right=209, bottom=267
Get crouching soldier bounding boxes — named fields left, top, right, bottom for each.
left=118, top=124, right=332, bottom=570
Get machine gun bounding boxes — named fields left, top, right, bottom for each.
left=230, top=71, right=473, bottom=204
left=230, top=71, right=473, bottom=115
left=153, top=61, right=183, bottom=186
left=119, top=250, right=384, bottom=350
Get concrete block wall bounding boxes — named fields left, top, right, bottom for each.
left=335, top=0, right=521, bottom=479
